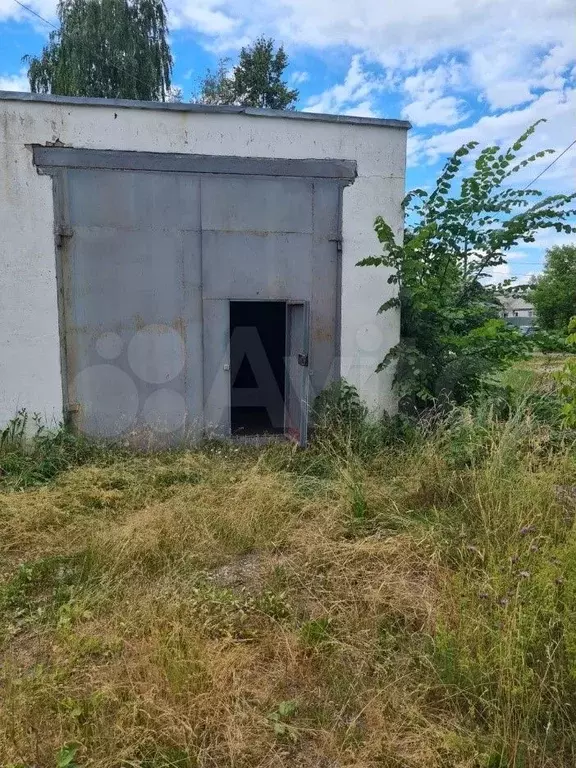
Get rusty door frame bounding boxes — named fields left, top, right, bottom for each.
left=284, top=300, right=310, bottom=447
left=47, top=167, right=76, bottom=427
left=223, top=298, right=313, bottom=446
left=227, top=298, right=291, bottom=440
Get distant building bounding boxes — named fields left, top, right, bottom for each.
left=499, top=296, right=536, bottom=331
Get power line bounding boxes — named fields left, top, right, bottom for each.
left=12, top=0, right=55, bottom=27
left=522, top=137, right=576, bottom=190
left=11, top=0, right=166, bottom=98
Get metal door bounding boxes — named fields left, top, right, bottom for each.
left=284, top=302, right=310, bottom=447
left=56, top=167, right=203, bottom=446
left=39, top=151, right=347, bottom=447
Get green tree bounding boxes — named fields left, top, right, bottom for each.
left=196, top=37, right=298, bottom=109
left=531, top=245, right=576, bottom=332
left=359, top=120, right=576, bottom=409
left=196, top=58, right=237, bottom=106
left=25, top=0, right=172, bottom=101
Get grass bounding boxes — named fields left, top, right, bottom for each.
left=1, top=374, right=575, bottom=767
left=500, top=354, right=571, bottom=394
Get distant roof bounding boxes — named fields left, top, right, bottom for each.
left=0, top=90, right=411, bottom=130
left=499, top=295, right=535, bottom=311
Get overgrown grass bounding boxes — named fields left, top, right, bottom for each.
left=0, top=409, right=118, bottom=491
left=1, top=374, right=575, bottom=767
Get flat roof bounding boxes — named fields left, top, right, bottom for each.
left=0, top=90, right=411, bottom=130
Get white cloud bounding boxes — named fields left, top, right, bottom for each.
left=469, top=46, right=537, bottom=110
left=408, top=86, right=576, bottom=191
left=290, top=70, right=309, bottom=85
left=521, top=229, right=576, bottom=254
left=0, top=69, right=29, bottom=92
left=507, top=250, right=536, bottom=262
left=479, top=263, right=538, bottom=286
left=483, top=261, right=512, bottom=285
left=0, top=0, right=56, bottom=21
left=403, top=62, right=465, bottom=95
left=168, top=2, right=239, bottom=35
left=403, top=94, right=465, bottom=127
left=304, top=54, right=385, bottom=116
left=540, top=42, right=576, bottom=78
left=155, top=0, right=573, bottom=84
left=516, top=271, right=540, bottom=283
left=342, top=100, right=379, bottom=118
left=401, top=62, right=467, bottom=126
left=157, top=0, right=575, bottom=124
left=4, top=0, right=575, bottom=77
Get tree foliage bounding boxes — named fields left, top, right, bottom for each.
left=359, top=120, right=576, bottom=409
left=531, top=244, right=576, bottom=333
left=25, top=0, right=172, bottom=101
left=196, top=37, right=298, bottom=109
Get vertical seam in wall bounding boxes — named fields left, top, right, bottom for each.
left=52, top=169, right=70, bottom=424
left=335, top=181, right=344, bottom=380
left=179, top=195, right=187, bottom=437
left=199, top=174, right=206, bottom=436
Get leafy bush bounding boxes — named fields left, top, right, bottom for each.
left=359, top=121, right=576, bottom=410
left=313, top=379, right=367, bottom=431
left=533, top=328, right=576, bottom=353
left=312, top=379, right=415, bottom=461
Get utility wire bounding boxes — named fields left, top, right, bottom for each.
left=522, top=137, right=576, bottom=190
left=12, top=0, right=54, bottom=27
left=11, top=0, right=164, bottom=98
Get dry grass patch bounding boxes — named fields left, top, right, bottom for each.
left=1, top=403, right=576, bottom=767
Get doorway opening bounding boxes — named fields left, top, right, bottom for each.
left=230, top=301, right=286, bottom=436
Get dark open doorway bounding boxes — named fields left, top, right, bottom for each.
left=230, top=301, right=286, bottom=436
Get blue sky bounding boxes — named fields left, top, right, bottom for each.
left=1, top=0, right=575, bottom=281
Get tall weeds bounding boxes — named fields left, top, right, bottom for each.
left=0, top=387, right=575, bottom=766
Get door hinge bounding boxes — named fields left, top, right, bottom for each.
left=297, top=353, right=309, bottom=367
left=55, top=228, right=73, bottom=248
left=328, top=236, right=342, bottom=253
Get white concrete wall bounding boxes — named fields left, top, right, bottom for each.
left=0, top=96, right=406, bottom=427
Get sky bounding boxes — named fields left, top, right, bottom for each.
left=1, top=0, right=575, bottom=282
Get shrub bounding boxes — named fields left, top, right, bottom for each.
left=312, top=379, right=415, bottom=461
left=533, top=329, right=576, bottom=354
left=359, top=121, right=576, bottom=410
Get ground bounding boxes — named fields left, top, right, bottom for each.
left=1, top=362, right=575, bottom=767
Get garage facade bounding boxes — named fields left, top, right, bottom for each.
left=0, top=93, right=409, bottom=446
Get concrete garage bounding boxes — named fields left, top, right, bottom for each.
left=0, top=92, right=409, bottom=446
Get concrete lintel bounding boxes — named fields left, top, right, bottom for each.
left=33, top=146, right=358, bottom=180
